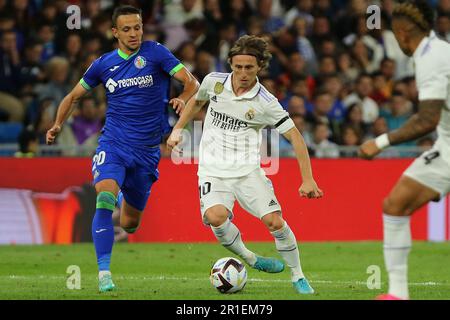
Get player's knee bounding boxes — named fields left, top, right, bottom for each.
left=205, top=207, right=228, bottom=227
left=122, top=226, right=138, bottom=234
left=262, top=212, right=284, bottom=232
left=120, top=218, right=140, bottom=234
left=383, top=197, right=408, bottom=216
left=96, top=191, right=117, bottom=211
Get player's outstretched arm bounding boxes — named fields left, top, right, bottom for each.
left=46, top=83, right=88, bottom=145
left=167, top=99, right=208, bottom=150
left=283, top=127, right=324, bottom=199
left=358, top=100, right=443, bottom=159
left=170, top=68, right=200, bottom=115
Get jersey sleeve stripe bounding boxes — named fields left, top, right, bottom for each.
left=79, top=78, right=92, bottom=91
left=259, top=89, right=271, bottom=102
left=275, top=116, right=290, bottom=128
left=169, top=63, right=185, bottom=76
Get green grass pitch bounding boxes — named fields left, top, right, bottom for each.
left=0, top=242, right=449, bottom=300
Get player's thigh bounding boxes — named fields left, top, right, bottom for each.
left=92, top=143, right=126, bottom=194
left=121, top=146, right=161, bottom=212
left=233, top=169, right=282, bottom=221
left=386, top=151, right=450, bottom=216
left=199, top=176, right=235, bottom=226
left=121, top=166, right=158, bottom=214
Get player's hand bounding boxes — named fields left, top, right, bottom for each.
left=169, top=98, right=185, bottom=115
left=358, top=139, right=381, bottom=160
left=299, top=179, right=323, bottom=199
left=46, top=124, right=61, bottom=145
left=167, top=129, right=183, bottom=155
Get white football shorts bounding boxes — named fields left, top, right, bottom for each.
left=403, top=147, right=450, bottom=199
left=198, top=168, right=282, bottom=225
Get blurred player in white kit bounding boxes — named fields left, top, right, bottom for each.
left=359, top=0, right=450, bottom=300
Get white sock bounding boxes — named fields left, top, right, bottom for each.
left=211, top=219, right=257, bottom=266
left=383, top=214, right=411, bottom=300
left=271, top=222, right=304, bottom=282
left=98, top=270, right=111, bottom=278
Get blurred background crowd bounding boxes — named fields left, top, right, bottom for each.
left=0, top=0, right=449, bottom=158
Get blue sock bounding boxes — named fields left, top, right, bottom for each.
left=92, top=191, right=116, bottom=272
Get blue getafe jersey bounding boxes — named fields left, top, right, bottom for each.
left=80, top=41, right=183, bottom=146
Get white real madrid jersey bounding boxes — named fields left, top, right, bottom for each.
left=413, top=31, right=450, bottom=165
left=195, top=72, right=294, bottom=178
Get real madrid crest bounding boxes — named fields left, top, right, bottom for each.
left=245, top=108, right=255, bottom=120
left=214, top=82, right=224, bottom=94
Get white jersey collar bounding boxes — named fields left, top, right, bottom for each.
left=224, top=72, right=261, bottom=100
left=413, top=30, right=436, bottom=59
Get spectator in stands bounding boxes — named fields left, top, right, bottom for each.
left=323, top=74, right=346, bottom=122
left=192, top=50, right=213, bottom=82
left=35, top=56, right=70, bottom=107
left=336, top=51, right=359, bottom=84
left=339, top=124, right=362, bottom=157
left=284, top=0, right=314, bottom=30
left=163, top=0, right=203, bottom=27
left=0, top=29, right=25, bottom=122
left=70, top=96, right=102, bottom=146
left=306, top=90, right=334, bottom=126
left=203, top=0, right=223, bottom=32
left=33, top=97, right=56, bottom=144
left=175, top=41, right=196, bottom=72
left=343, top=73, right=379, bottom=124
left=370, top=72, right=390, bottom=106
left=36, top=23, right=56, bottom=62
left=287, top=95, right=307, bottom=117
left=310, top=122, right=339, bottom=158
left=14, top=128, right=38, bottom=157
left=342, top=102, right=368, bottom=140
left=292, top=16, right=317, bottom=76
left=256, top=0, right=284, bottom=33
left=380, top=91, right=412, bottom=131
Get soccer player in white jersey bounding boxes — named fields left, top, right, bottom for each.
left=167, top=35, right=323, bottom=294
left=359, top=0, right=450, bottom=300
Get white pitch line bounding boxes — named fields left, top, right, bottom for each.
left=1, top=275, right=447, bottom=287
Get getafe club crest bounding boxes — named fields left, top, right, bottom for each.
left=214, top=82, right=224, bottom=94
left=245, top=108, right=255, bottom=120
left=134, top=56, right=146, bottom=69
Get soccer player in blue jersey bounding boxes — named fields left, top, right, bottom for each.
left=46, top=5, right=199, bottom=292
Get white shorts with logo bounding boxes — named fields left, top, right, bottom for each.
left=198, top=168, right=282, bottom=225
left=403, top=147, right=450, bottom=199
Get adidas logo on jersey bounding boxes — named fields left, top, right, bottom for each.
left=211, top=95, right=217, bottom=102
left=268, top=199, right=278, bottom=207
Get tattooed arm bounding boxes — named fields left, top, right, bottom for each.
left=359, top=100, right=443, bottom=159
left=388, top=100, right=443, bottom=145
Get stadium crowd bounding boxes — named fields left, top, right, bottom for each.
left=0, top=0, right=449, bottom=157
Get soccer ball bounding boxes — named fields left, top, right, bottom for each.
left=210, top=257, right=247, bottom=294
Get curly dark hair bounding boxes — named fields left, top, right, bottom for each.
left=393, top=0, right=435, bottom=32
left=228, top=35, right=272, bottom=70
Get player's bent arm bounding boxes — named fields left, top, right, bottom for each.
left=387, top=100, right=443, bottom=145
left=282, top=127, right=314, bottom=182
left=53, top=83, right=89, bottom=127
left=173, top=99, right=208, bottom=130
left=172, top=67, right=200, bottom=104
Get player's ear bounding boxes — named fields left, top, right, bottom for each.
left=112, top=28, right=119, bottom=39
